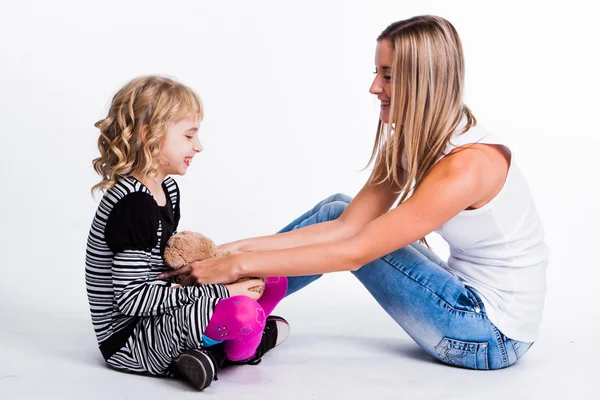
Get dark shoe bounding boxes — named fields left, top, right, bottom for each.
left=232, top=315, right=290, bottom=365
left=173, top=348, right=220, bottom=391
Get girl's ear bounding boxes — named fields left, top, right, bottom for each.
left=140, top=126, right=149, bottom=143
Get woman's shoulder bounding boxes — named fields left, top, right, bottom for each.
left=445, top=122, right=507, bottom=155
left=439, top=134, right=512, bottom=210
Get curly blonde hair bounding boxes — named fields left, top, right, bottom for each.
left=92, top=75, right=203, bottom=193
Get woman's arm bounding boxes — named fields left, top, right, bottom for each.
left=162, top=146, right=499, bottom=285
left=234, top=147, right=493, bottom=277
left=224, top=175, right=401, bottom=253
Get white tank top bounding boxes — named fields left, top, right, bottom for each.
left=433, top=122, right=548, bottom=342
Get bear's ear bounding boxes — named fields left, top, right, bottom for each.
left=164, top=234, right=187, bottom=268
left=164, top=252, right=186, bottom=269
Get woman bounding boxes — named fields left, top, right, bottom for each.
left=160, top=15, right=548, bottom=370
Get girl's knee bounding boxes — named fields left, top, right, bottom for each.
left=227, top=295, right=266, bottom=327
left=266, top=276, right=288, bottom=290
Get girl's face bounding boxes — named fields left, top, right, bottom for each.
left=369, top=39, right=393, bottom=124
left=159, top=114, right=203, bottom=177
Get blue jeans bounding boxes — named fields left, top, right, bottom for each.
left=280, top=194, right=533, bottom=370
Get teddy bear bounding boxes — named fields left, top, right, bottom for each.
left=163, top=230, right=265, bottom=296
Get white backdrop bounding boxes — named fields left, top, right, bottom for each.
left=0, top=0, right=598, bottom=379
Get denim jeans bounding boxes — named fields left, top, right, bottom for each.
left=280, top=194, right=533, bottom=370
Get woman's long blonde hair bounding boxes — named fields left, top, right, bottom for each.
left=92, top=75, right=203, bottom=193
left=368, top=16, right=476, bottom=203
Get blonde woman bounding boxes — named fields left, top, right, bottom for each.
left=161, top=16, right=548, bottom=370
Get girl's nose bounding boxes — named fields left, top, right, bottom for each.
left=193, top=138, right=203, bottom=152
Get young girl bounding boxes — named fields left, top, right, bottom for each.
left=161, top=16, right=549, bottom=370
left=85, top=75, right=289, bottom=390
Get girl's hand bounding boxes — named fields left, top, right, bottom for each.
left=158, top=254, right=242, bottom=286
left=224, top=279, right=264, bottom=301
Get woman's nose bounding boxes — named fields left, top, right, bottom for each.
left=369, top=77, right=381, bottom=95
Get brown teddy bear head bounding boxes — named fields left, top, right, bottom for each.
left=163, top=230, right=265, bottom=295
left=163, top=231, right=218, bottom=269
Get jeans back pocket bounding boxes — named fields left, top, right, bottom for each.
left=434, top=337, right=489, bottom=370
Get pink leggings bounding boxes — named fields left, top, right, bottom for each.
left=203, top=277, right=288, bottom=361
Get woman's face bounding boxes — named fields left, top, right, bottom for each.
left=369, top=39, right=393, bottom=124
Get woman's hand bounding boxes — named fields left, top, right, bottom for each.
left=158, top=254, right=242, bottom=286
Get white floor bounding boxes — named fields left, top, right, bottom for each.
left=1, top=272, right=597, bottom=400
left=1, top=1, right=598, bottom=398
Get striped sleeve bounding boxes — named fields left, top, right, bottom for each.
left=112, top=250, right=229, bottom=317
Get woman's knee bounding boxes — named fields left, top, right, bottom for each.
left=326, top=193, right=353, bottom=204
left=319, top=200, right=349, bottom=221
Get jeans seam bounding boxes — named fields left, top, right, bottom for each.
left=509, top=340, right=516, bottom=361
left=380, top=254, right=482, bottom=315
left=491, top=325, right=509, bottom=367
left=483, top=345, right=489, bottom=370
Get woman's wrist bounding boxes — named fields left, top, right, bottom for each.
left=235, top=239, right=251, bottom=252
left=239, top=238, right=265, bottom=252
left=219, top=239, right=249, bottom=253
left=230, top=253, right=246, bottom=280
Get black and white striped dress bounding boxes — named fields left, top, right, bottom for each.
left=85, top=176, right=229, bottom=375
